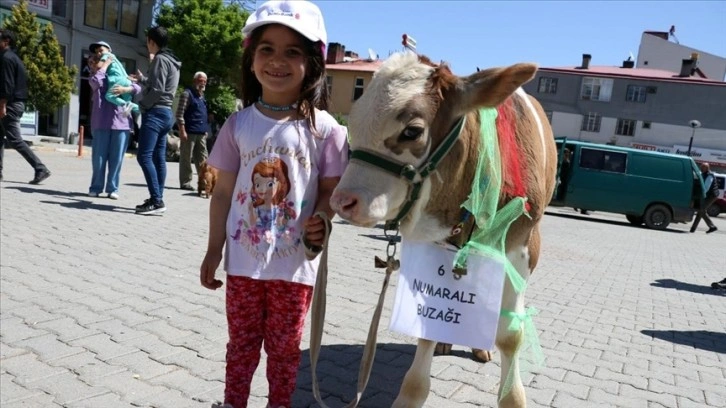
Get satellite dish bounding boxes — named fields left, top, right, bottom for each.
left=368, top=48, right=378, bottom=61
left=628, top=51, right=635, bottom=62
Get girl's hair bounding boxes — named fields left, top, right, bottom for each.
left=240, top=24, right=329, bottom=132
left=251, top=157, right=291, bottom=207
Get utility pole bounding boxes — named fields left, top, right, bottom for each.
left=687, top=119, right=701, bottom=156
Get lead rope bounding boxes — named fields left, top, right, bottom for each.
left=309, top=212, right=397, bottom=408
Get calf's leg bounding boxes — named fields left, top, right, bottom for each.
left=495, top=242, right=532, bottom=408
left=392, top=338, right=436, bottom=408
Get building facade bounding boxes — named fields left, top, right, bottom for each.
left=324, top=42, right=381, bottom=119
left=637, top=30, right=726, bottom=81
left=1, top=0, right=154, bottom=140
left=523, top=54, right=726, bottom=172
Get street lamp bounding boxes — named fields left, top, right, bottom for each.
left=687, top=119, right=701, bottom=157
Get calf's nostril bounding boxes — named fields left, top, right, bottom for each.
left=341, top=197, right=358, bottom=212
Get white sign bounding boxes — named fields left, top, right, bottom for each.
left=20, top=111, right=37, bottom=126
left=673, top=144, right=726, bottom=165
left=631, top=142, right=726, bottom=166
left=389, top=240, right=505, bottom=350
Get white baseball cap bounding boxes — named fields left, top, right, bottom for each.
left=243, top=0, right=327, bottom=46
left=89, top=41, right=112, bottom=53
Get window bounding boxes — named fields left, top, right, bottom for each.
left=642, top=122, right=651, bottom=129
left=105, top=0, right=119, bottom=33
left=715, top=176, right=725, bottom=190
left=120, top=0, right=140, bottom=36
left=626, top=85, right=647, bottom=102
left=579, top=148, right=627, bottom=173
left=581, top=77, right=613, bottom=101
left=353, top=77, right=364, bottom=100
left=616, top=118, right=636, bottom=136
left=53, top=0, right=67, bottom=18
left=545, top=110, right=553, bottom=123
left=84, top=1, right=104, bottom=29
left=581, top=112, right=601, bottom=132
left=326, top=75, right=333, bottom=95
left=538, top=77, right=558, bottom=93
left=84, top=0, right=140, bottom=36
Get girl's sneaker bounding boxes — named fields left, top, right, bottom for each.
left=108, top=192, right=119, bottom=200
left=88, top=192, right=100, bottom=197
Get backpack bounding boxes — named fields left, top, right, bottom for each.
left=706, top=172, right=720, bottom=198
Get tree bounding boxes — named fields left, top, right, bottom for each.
left=205, top=83, right=239, bottom=121
left=156, top=0, right=248, bottom=120
left=156, top=0, right=247, bottom=87
left=1, top=0, right=77, bottom=114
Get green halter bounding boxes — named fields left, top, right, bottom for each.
left=349, top=116, right=467, bottom=231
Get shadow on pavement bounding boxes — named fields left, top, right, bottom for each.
left=651, top=278, right=726, bottom=296
left=292, top=342, right=488, bottom=407
left=334, top=219, right=386, bottom=230
left=359, top=233, right=401, bottom=243
left=545, top=211, right=687, bottom=234
left=641, top=330, right=726, bottom=354
left=38, top=198, right=134, bottom=213
left=4, top=185, right=88, bottom=198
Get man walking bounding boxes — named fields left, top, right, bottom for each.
left=0, top=29, right=51, bottom=184
left=134, top=26, right=181, bottom=215
left=690, top=162, right=719, bottom=234
left=175, top=71, right=208, bottom=191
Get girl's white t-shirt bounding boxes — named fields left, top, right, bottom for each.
left=208, top=105, right=349, bottom=286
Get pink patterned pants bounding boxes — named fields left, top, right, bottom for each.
left=224, top=275, right=313, bottom=408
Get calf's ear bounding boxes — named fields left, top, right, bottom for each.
left=455, top=63, right=538, bottom=111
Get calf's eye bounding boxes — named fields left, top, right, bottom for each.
left=400, top=126, right=424, bottom=141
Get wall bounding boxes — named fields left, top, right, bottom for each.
left=524, top=70, right=726, bottom=150
left=327, top=70, right=374, bottom=117
left=637, top=33, right=726, bottom=81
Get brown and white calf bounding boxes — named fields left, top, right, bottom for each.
left=330, top=52, right=557, bottom=408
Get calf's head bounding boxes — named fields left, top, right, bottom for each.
left=330, top=52, right=537, bottom=232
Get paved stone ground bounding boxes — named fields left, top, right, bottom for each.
left=1, top=145, right=725, bottom=408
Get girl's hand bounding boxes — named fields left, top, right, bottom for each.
left=303, top=215, right=326, bottom=247
left=111, top=85, right=131, bottom=96
left=100, top=56, right=113, bottom=71
left=200, top=252, right=224, bottom=290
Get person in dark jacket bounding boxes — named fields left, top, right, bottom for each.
left=175, top=71, right=209, bottom=191
left=690, top=162, right=718, bottom=234
left=0, top=29, right=51, bottom=184
left=132, top=26, right=181, bottom=215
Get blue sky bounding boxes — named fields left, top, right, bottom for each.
left=313, top=1, right=726, bottom=75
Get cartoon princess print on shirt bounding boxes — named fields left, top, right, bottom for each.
left=231, top=156, right=300, bottom=256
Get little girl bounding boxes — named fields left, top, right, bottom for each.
left=199, top=1, right=348, bottom=407
left=89, top=41, right=139, bottom=117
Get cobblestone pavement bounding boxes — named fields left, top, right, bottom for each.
left=1, top=145, right=725, bottom=408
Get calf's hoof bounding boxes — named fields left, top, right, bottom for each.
left=434, top=342, right=453, bottom=355
left=471, top=348, right=493, bottom=363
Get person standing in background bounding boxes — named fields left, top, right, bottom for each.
left=176, top=71, right=209, bottom=191
left=133, top=26, right=181, bottom=215
left=86, top=46, right=141, bottom=199
left=690, top=162, right=718, bottom=234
